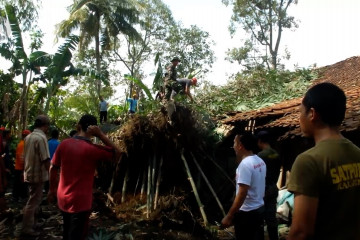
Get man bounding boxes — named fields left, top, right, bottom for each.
left=257, top=131, right=281, bottom=240
left=287, top=82, right=360, bottom=240
left=45, top=129, right=60, bottom=193
left=21, top=115, right=51, bottom=236
left=222, top=133, right=266, bottom=240
left=13, top=129, right=31, bottom=202
left=165, top=57, right=180, bottom=100
left=170, top=77, right=197, bottom=102
left=48, top=114, right=121, bottom=240
left=99, top=96, right=108, bottom=124
left=127, top=94, right=138, bottom=114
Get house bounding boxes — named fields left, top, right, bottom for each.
left=221, top=56, right=360, bottom=185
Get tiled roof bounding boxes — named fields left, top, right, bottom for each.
left=222, top=56, right=360, bottom=139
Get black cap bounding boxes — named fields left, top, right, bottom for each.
left=171, top=57, right=181, bottom=62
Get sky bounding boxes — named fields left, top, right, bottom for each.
left=3, top=0, right=360, bottom=87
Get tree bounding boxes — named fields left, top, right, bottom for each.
left=113, top=0, right=175, bottom=95
left=57, top=0, right=141, bottom=96
left=223, top=0, right=298, bottom=70
left=0, top=4, right=46, bottom=131
left=162, top=24, right=215, bottom=80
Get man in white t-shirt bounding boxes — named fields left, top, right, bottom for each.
left=221, top=133, right=266, bottom=240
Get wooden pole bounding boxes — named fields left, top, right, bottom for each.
left=190, top=152, right=226, bottom=217
left=140, top=169, right=146, bottom=200
left=154, top=156, right=163, bottom=210
left=146, top=157, right=151, bottom=218
left=181, top=150, right=208, bottom=226
left=121, top=167, right=129, bottom=203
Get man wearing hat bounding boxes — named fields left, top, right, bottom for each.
left=165, top=57, right=181, bottom=100
left=13, top=129, right=31, bottom=201
left=165, top=57, right=197, bottom=101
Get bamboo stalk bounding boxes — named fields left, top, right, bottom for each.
left=181, top=150, right=208, bottom=226
left=154, top=156, right=163, bottom=210
left=200, top=148, right=235, bottom=187
left=140, top=169, right=146, bottom=200
left=190, top=152, right=226, bottom=217
left=146, top=157, right=151, bottom=218
left=134, top=171, right=141, bottom=197
left=121, top=167, right=129, bottom=203
left=151, top=155, right=156, bottom=208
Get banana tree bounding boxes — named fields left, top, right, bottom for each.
left=0, top=4, right=48, bottom=131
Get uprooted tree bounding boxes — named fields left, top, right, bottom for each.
left=96, top=103, right=235, bottom=231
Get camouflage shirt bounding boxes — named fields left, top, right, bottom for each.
left=166, top=64, right=177, bottom=81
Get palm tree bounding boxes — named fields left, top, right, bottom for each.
left=56, top=0, right=141, bottom=96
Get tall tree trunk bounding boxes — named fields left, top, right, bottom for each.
left=95, top=21, right=101, bottom=96
left=44, top=82, right=53, bottom=114
left=19, top=69, right=28, bottom=132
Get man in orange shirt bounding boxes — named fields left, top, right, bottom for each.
left=13, top=130, right=31, bottom=201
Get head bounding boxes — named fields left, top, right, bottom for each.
left=99, top=96, right=104, bottom=101
left=2, top=130, right=10, bottom=140
left=171, top=57, right=180, bottom=66
left=133, top=94, right=138, bottom=100
left=233, top=133, right=257, bottom=160
left=22, top=130, right=31, bottom=139
left=300, top=82, right=346, bottom=137
left=77, top=114, right=97, bottom=133
left=34, top=115, right=50, bottom=133
left=51, top=129, right=59, bottom=139
left=69, top=130, right=77, bottom=137
left=191, top=77, right=197, bottom=86
left=256, top=130, right=271, bottom=149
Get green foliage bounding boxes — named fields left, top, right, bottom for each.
left=161, top=24, right=215, bottom=79
left=125, top=75, right=153, bottom=101
left=88, top=229, right=116, bottom=240
left=196, top=68, right=317, bottom=117
left=223, top=0, right=298, bottom=70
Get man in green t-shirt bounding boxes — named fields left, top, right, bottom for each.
left=287, top=82, right=360, bottom=240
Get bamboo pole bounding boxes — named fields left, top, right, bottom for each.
left=140, top=169, right=146, bottom=200
left=146, top=157, right=151, bottom=218
left=134, top=171, right=141, bottom=197
left=154, top=156, right=163, bottom=210
left=200, top=148, right=235, bottom=187
left=190, top=152, right=226, bottom=217
left=121, top=167, right=129, bottom=203
left=151, top=155, right=156, bottom=208
left=181, top=150, right=208, bottom=226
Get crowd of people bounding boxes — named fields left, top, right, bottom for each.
left=221, top=82, right=360, bottom=240
left=0, top=64, right=358, bottom=239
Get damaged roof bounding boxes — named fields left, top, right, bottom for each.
left=222, top=56, right=360, bottom=139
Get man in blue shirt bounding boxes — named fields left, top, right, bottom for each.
left=127, top=94, right=138, bottom=114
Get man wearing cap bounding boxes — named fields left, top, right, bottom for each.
left=165, top=57, right=181, bottom=100
left=13, top=129, right=31, bottom=202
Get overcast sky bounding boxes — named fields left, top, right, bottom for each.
left=4, top=0, right=360, bottom=87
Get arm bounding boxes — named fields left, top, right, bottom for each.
left=87, top=125, right=122, bottom=160
left=48, top=164, right=59, bottom=203
left=221, top=183, right=249, bottom=228
left=287, top=193, right=318, bottom=240
left=184, top=84, right=194, bottom=102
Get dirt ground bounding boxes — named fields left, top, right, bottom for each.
left=0, top=189, right=290, bottom=240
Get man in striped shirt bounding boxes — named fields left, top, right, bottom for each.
left=21, top=115, right=50, bottom=236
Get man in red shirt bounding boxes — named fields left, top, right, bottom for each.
left=48, top=114, right=121, bottom=240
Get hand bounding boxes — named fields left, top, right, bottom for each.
left=47, top=191, right=56, bottom=204
left=87, top=125, right=103, bottom=138
left=221, top=214, right=233, bottom=229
